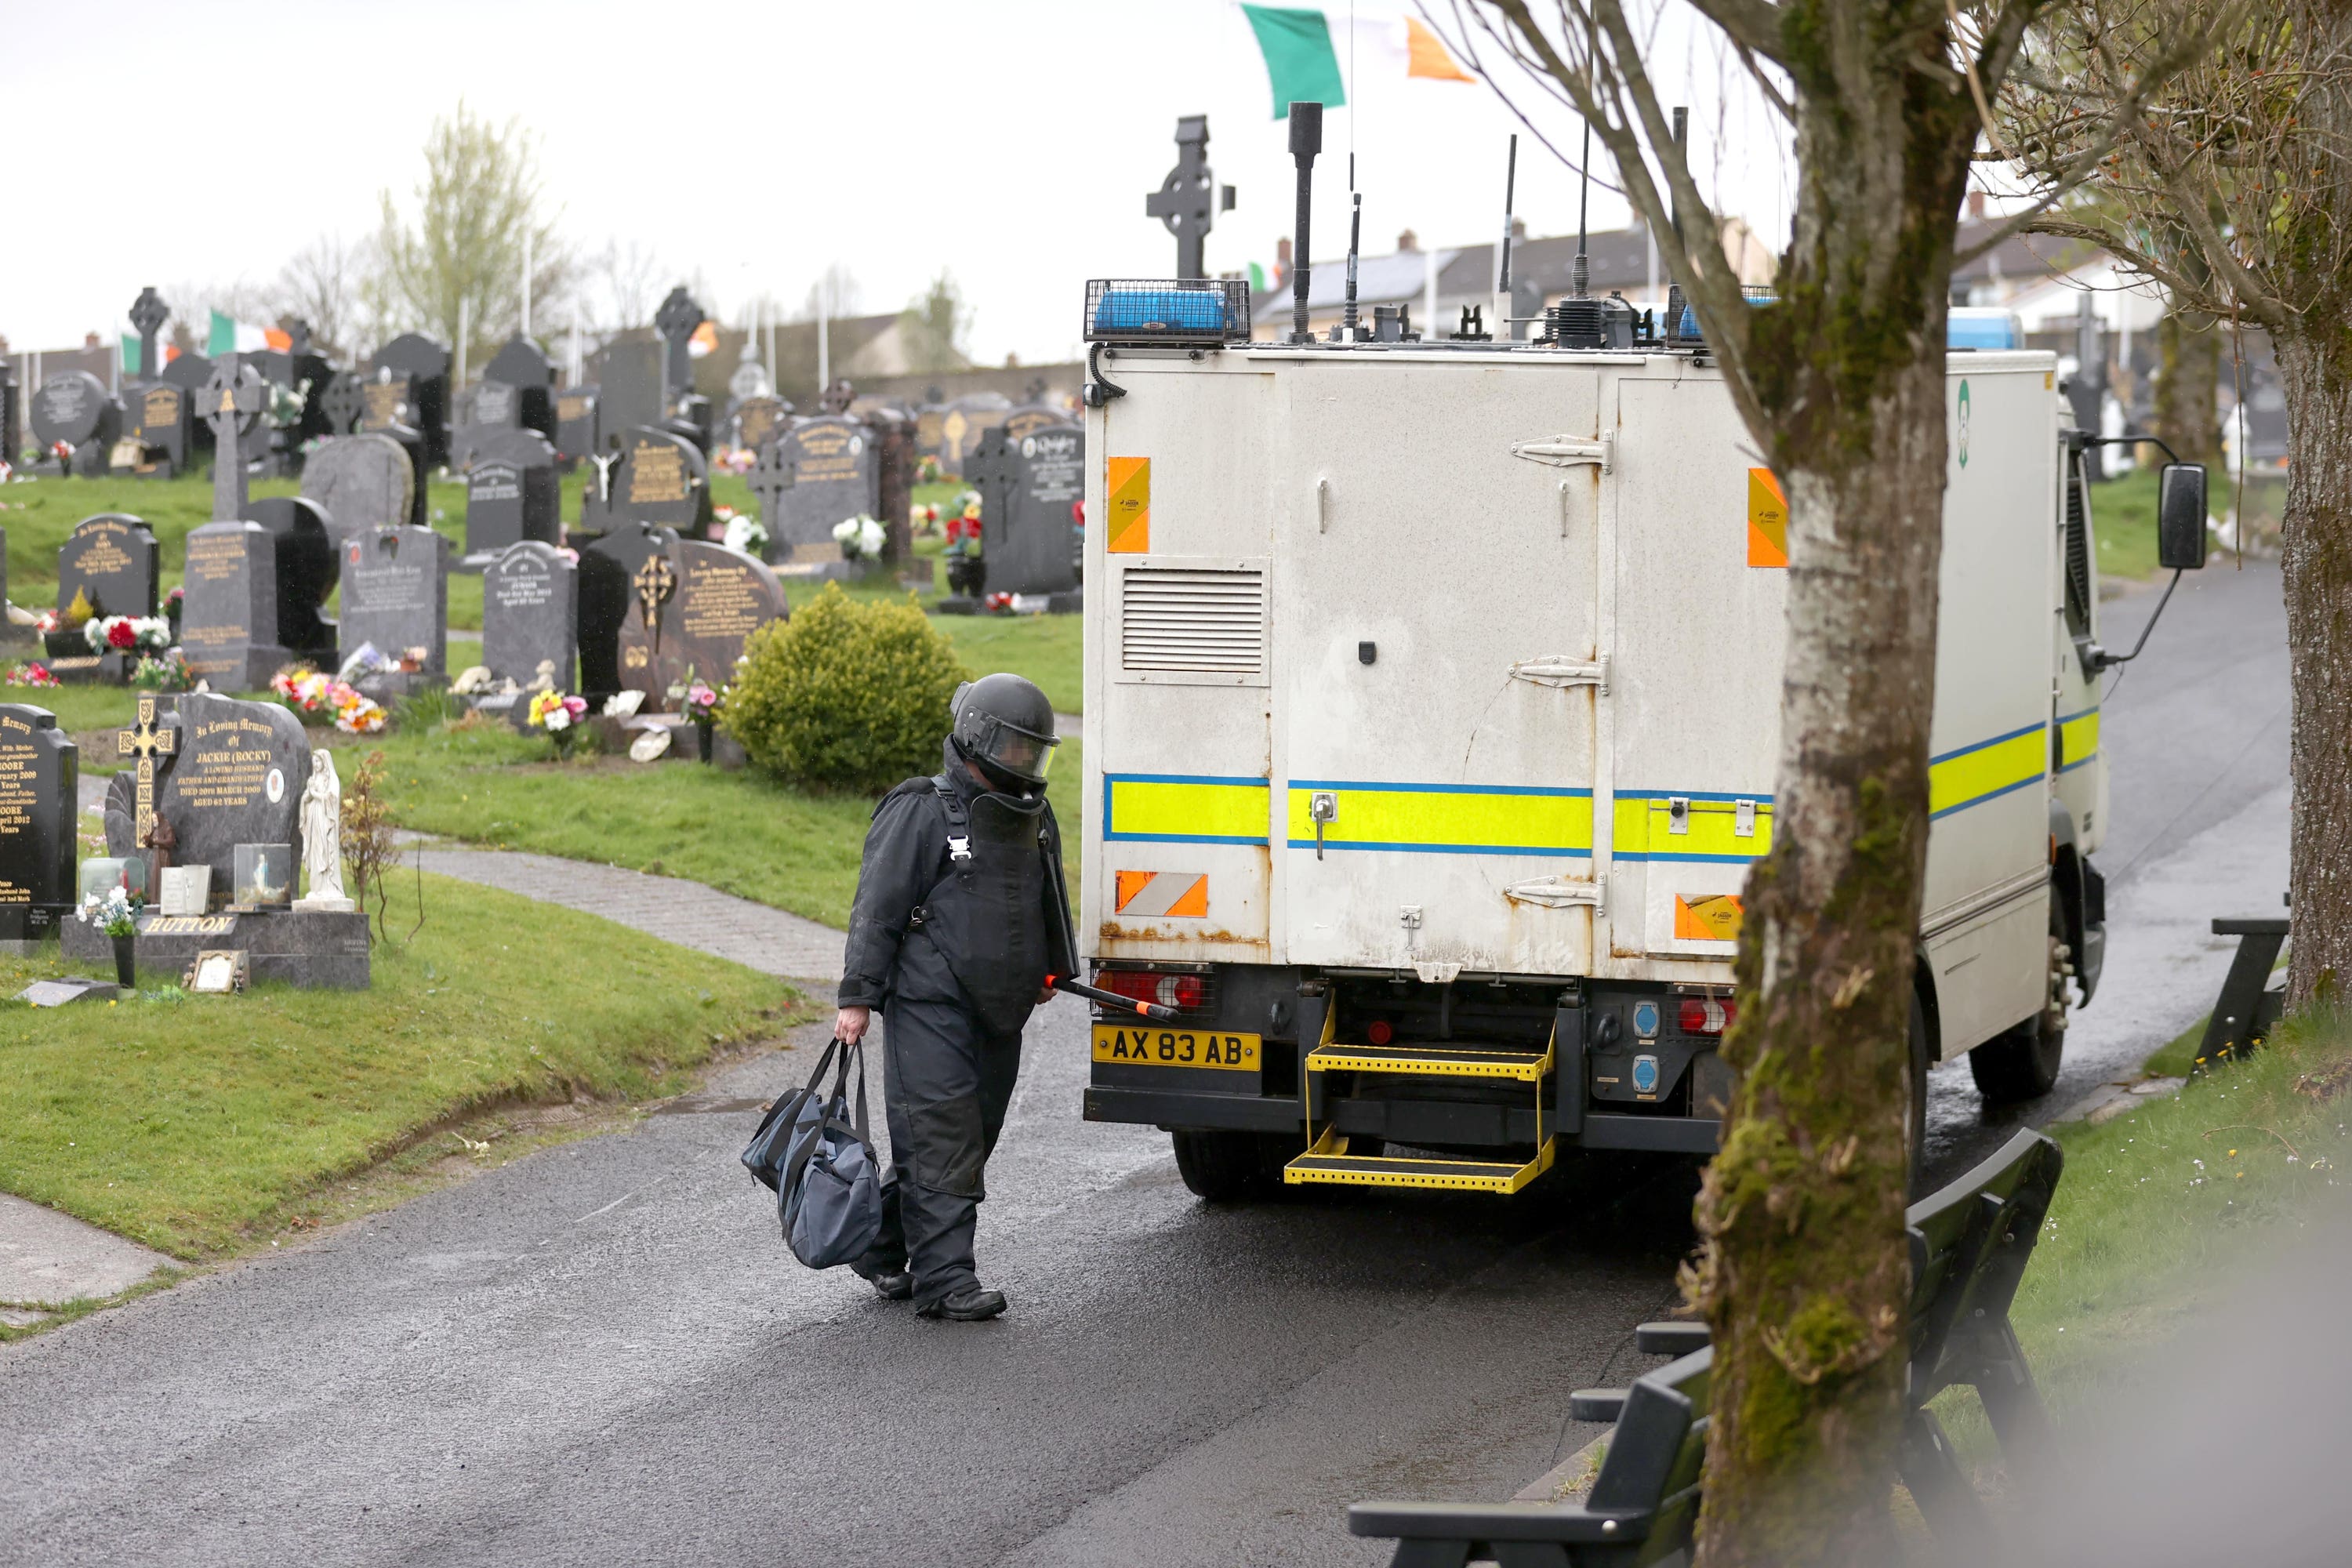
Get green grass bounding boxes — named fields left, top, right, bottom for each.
left=1933, top=1007, right=2352, bottom=1468
left=0, top=871, right=795, bottom=1261
left=935, top=612, right=1082, bottom=713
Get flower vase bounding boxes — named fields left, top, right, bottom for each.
left=110, top=932, right=136, bottom=990
left=695, top=718, right=714, bottom=764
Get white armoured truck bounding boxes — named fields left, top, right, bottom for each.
left=1078, top=310, right=2136, bottom=1198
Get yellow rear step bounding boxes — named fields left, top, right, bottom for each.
left=1305, top=1043, right=1552, bottom=1081
left=1283, top=1127, right=1557, bottom=1192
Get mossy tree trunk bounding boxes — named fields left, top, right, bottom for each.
left=1682, top=6, right=1984, bottom=1559
left=2154, top=307, right=2225, bottom=472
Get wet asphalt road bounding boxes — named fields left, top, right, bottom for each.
left=0, top=563, right=2290, bottom=1566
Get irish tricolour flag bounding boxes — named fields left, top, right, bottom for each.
left=207, top=309, right=289, bottom=357
left=1240, top=5, right=1475, bottom=118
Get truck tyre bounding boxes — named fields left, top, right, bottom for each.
left=1171, top=1130, right=1285, bottom=1201
left=1909, top=989, right=1930, bottom=1196
left=1969, top=892, right=2070, bottom=1104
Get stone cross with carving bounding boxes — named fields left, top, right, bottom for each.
left=654, top=286, right=704, bottom=406
left=117, top=691, right=179, bottom=852
left=748, top=440, right=794, bottom=538
left=633, top=552, right=677, bottom=657
left=129, top=288, right=169, bottom=383
left=1145, top=115, right=1234, bottom=279
left=203, top=356, right=267, bottom=521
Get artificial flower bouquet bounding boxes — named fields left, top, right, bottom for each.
left=833, top=514, right=887, bottom=561
left=77, top=883, right=140, bottom=939
left=84, top=614, right=172, bottom=655
left=529, top=689, right=590, bottom=756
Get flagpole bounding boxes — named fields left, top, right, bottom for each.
left=522, top=232, right=534, bottom=339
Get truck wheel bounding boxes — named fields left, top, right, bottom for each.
left=1969, top=893, right=2070, bottom=1104
left=1171, top=1130, right=1283, bottom=1201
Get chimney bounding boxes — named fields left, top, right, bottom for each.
left=83, top=331, right=100, bottom=350
left=1967, top=191, right=1987, bottom=221
left=1510, top=217, right=1527, bottom=241
left=1397, top=228, right=1418, bottom=252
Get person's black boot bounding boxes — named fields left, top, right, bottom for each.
left=859, top=1268, right=913, bottom=1301
left=917, top=1286, right=1007, bottom=1321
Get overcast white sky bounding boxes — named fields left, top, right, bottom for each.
left=1, top=0, right=1792, bottom=364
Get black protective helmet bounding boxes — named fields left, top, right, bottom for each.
left=951, top=673, right=1058, bottom=789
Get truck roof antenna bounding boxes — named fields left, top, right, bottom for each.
left=1338, top=192, right=1363, bottom=342
left=1573, top=116, right=1592, bottom=299
left=1289, top=101, right=1324, bottom=345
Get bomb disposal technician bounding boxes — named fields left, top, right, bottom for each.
left=833, top=674, right=1076, bottom=1320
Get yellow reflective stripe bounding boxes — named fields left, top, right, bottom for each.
left=1611, top=796, right=1773, bottom=862
left=2060, top=708, right=2100, bottom=771
left=1282, top=784, right=1592, bottom=857
left=1929, top=725, right=2045, bottom=818
left=1104, top=775, right=1269, bottom=844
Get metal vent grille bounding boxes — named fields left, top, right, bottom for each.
left=1120, top=567, right=1266, bottom=673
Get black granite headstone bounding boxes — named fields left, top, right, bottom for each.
left=300, top=433, right=419, bottom=542
left=481, top=336, right=557, bottom=439
left=579, top=521, right=678, bottom=696
left=367, top=335, right=452, bottom=468
left=771, top=416, right=879, bottom=563
left=29, top=372, right=122, bottom=477
left=555, top=385, right=597, bottom=467
left=597, top=343, right=662, bottom=452
left=125, top=383, right=191, bottom=476
left=339, top=524, right=448, bottom=674
left=247, top=497, right=336, bottom=656
left=463, top=428, right=561, bottom=561
left=55, top=514, right=161, bottom=622
left=614, top=538, right=786, bottom=708
left=579, top=427, right=710, bottom=539
left=0, top=705, right=78, bottom=948
left=180, top=521, right=290, bottom=688
left=654, top=287, right=704, bottom=407
left=481, top=540, right=577, bottom=691
left=967, top=421, right=1085, bottom=597
left=103, top=691, right=306, bottom=907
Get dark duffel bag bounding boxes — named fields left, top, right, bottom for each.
left=742, top=1035, right=884, bottom=1269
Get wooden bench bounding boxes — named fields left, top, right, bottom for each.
left=1348, top=1128, right=2064, bottom=1566
left=2198, top=913, right=2290, bottom=1068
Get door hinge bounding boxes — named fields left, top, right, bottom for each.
left=1509, top=655, right=1610, bottom=695
left=1504, top=877, right=1604, bottom=913
left=1511, top=433, right=1613, bottom=473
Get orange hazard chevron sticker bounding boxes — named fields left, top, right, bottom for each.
left=1747, top=468, right=1788, bottom=568
left=1114, top=870, right=1208, bottom=917
left=1675, top=893, right=1744, bottom=942
left=1107, top=456, right=1150, bottom=553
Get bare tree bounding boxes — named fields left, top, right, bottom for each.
left=896, top=270, right=973, bottom=375
left=375, top=103, right=574, bottom=366
left=1428, top=1, right=2188, bottom=1557
left=1994, top=0, right=2349, bottom=1005
left=583, top=240, right=666, bottom=331
left=274, top=233, right=380, bottom=362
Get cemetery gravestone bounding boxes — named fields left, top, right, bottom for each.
left=481, top=336, right=557, bottom=439
left=127, top=289, right=170, bottom=384
left=747, top=441, right=794, bottom=564
left=655, top=287, right=704, bottom=406
left=733, top=395, right=790, bottom=455
left=1002, top=405, right=1067, bottom=442
left=319, top=372, right=365, bottom=435
left=129, top=383, right=191, bottom=475
left=55, top=514, right=161, bottom=622
left=597, top=342, right=663, bottom=452
left=203, top=356, right=268, bottom=524
left=579, top=522, right=678, bottom=695
left=581, top=428, right=710, bottom=539
left=0, top=706, right=78, bottom=952
left=965, top=423, right=1084, bottom=601
left=247, top=497, right=337, bottom=657
left=300, top=433, right=420, bottom=541
left=367, top=335, right=452, bottom=468
left=615, top=536, right=786, bottom=708
left=555, top=386, right=597, bottom=466
left=339, top=524, right=448, bottom=678
left=914, top=404, right=947, bottom=460
left=180, top=522, right=290, bottom=688
left=462, top=428, right=560, bottom=562
left=30, top=372, right=122, bottom=477
left=771, top=416, right=878, bottom=571
left=0, top=361, right=16, bottom=469
left=481, top=540, right=577, bottom=693
left=939, top=393, right=1011, bottom=472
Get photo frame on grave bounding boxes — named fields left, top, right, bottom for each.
left=184, top=949, right=249, bottom=994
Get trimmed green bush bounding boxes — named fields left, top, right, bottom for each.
left=723, top=585, right=970, bottom=793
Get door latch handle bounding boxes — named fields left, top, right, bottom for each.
left=1309, top=791, right=1337, bottom=860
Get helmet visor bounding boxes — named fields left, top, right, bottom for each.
left=980, top=720, right=1058, bottom=782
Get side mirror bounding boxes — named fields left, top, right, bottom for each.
left=2158, top=463, right=2209, bottom=570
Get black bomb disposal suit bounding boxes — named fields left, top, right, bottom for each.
left=839, top=740, right=1076, bottom=1308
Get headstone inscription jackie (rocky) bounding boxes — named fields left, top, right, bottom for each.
left=614, top=539, right=786, bottom=707
left=339, top=525, right=448, bottom=675
left=300, top=433, right=420, bottom=540
left=481, top=540, right=577, bottom=691
left=56, top=514, right=161, bottom=621
left=463, top=428, right=559, bottom=559
left=103, top=691, right=307, bottom=909
left=178, top=522, right=289, bottom=689
left=0, top=706, right=78, bottom=947
left=771, top=417, right=880, bottom=561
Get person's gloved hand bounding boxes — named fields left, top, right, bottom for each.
left=1036, top=986, right=1055, bottom=1006
left=835, top=1005, right=871, bottom=1043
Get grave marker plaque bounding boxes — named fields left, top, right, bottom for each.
left=339, top=525, right=448, bottom=674
left=180, top=522, right=290, bottom=688
left=56, top=514, right=161, bottom=621
left=301, top=432, right=420, bottom=540
left=30, top=372, right=122, bottom=477
left=0, top=706, right=78, bottom=949
left=463, top=428, right=560, bottom=561
left=771, top=416, right=879, bottom=563
left=481, top=541, right=577, bottom=691
left=615, top=538, right=786, bottom=706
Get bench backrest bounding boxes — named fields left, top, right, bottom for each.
left=1587, top=1345, right=1711, bottom=1560
left=1904, top=1128, right=2062, bottom=1403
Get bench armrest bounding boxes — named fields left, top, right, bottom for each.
left=1636, top=1320, right=1713, bottom=1356
left=1348, top=1500, right=1653, bottom=1545
left=1569, top=1388, right=1626, bottom=1423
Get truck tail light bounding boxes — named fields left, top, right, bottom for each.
left=1367, top=1019, right=1395, bottom=1046
left=1678, top=996, right=1735, bottom=1036
left=1097, top=968, right=1209, bottom=1013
